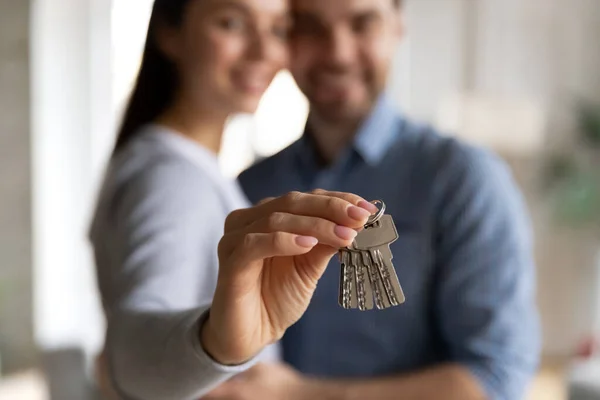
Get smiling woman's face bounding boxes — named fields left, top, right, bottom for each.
left=158, top=0, right=290, bottom=115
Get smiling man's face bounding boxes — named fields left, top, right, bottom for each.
left=289, top=0, right=404, bottom=123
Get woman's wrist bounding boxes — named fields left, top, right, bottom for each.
left=200, top=314, right=231, bottom=365
left=199, top=313, right=253, bottom=366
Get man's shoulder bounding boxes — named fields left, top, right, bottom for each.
left=242, top=142, right=296, bottom=178
left=406, top=122, right=523, bottom=226
left=238, top=140, right=299, bottom=203
left=400, top=119, right=508, bottom=179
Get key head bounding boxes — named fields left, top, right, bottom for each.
left=353, top=214, right=398, bottom=250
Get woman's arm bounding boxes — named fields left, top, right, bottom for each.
left=97, top=159, right=252, bottom=400
left=94, top=158, right=376, bottom=400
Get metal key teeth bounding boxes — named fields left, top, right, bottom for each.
left=355, top=265, right=367, bottom=310
left=381, top=274, right=399, bottom=305
left=343, top=264, right=353, bottom=308
left=368, top=256, right=385, bottom=309
left=375, top=250, right=399, bottom=306
left=337, top=200, right=404, bottom=311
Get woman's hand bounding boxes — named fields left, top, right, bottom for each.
left=201, top=189, right=377, bottom=365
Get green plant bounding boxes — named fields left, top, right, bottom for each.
left=544, top=100, right=600, bottom=228
left=579, top=102, right=600, bottom=146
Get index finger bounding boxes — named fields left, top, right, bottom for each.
left=224, top=190, right=376, bottom=233
left=311, top=189, right=379, bottom=214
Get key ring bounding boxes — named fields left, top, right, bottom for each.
left=365, top=200, right=385, bottom=227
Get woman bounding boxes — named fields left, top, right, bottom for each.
left=90, top=0, right=378, bottom=399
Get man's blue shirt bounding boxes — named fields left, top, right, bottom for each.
left=238, top=95, right=541, bottom=400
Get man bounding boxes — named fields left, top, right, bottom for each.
left=213, top=0, right=540, bottom=399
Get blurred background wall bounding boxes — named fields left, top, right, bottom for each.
left=0, top=0, right=34, bottom=372
left=0, top=0, right=599, bottom=398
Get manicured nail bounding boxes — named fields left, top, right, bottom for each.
left=347, top=205, right=371, bottom=221
left=357, top=200, right=379, bottom=213
left=334, top=225, right=358, bottom=240
left=296, top=236, right=318, bottom=248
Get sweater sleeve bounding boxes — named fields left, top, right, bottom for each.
left=94, top=158, right=258, bottom=400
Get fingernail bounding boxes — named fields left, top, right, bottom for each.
left=295, top=236, right=318, bottom=248
left=334, top=225, right=358, bottom=240
left=357, top=200, right=379, bottom=214
left=347, top=205, right=371, bottom=221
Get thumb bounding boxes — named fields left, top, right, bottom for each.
left=295, top=244, right=339, bottom=282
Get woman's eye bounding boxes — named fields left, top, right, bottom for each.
left=217, top=15, right=246, bottom=32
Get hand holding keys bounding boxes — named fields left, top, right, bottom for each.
left=338, top=200, right=405, bottom=311
left=204, top=190, right=376, bottom=365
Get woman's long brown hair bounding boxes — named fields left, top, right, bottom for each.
left=113, top=0, right=193, bottom=155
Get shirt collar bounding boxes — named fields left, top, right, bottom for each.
left=352, top=93, right=403, bottom=165
left=296, top=93, right=403, bottom=169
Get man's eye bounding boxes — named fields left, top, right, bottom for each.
left=352, top=16, right=379, bottom=34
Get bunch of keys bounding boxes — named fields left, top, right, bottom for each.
left=338, top=200, right=405, bottom=311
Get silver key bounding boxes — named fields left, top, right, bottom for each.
left=352, top=248, right=374, bottom=311
left=338, top=249, right=357, bottom=309
left=339, top=248, right=374, bottom=310
left=353, top=214, right=405, bottom=308
left=360, top=249, right=386, bottom=309
left=338, top=200, right=404, bottom=311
